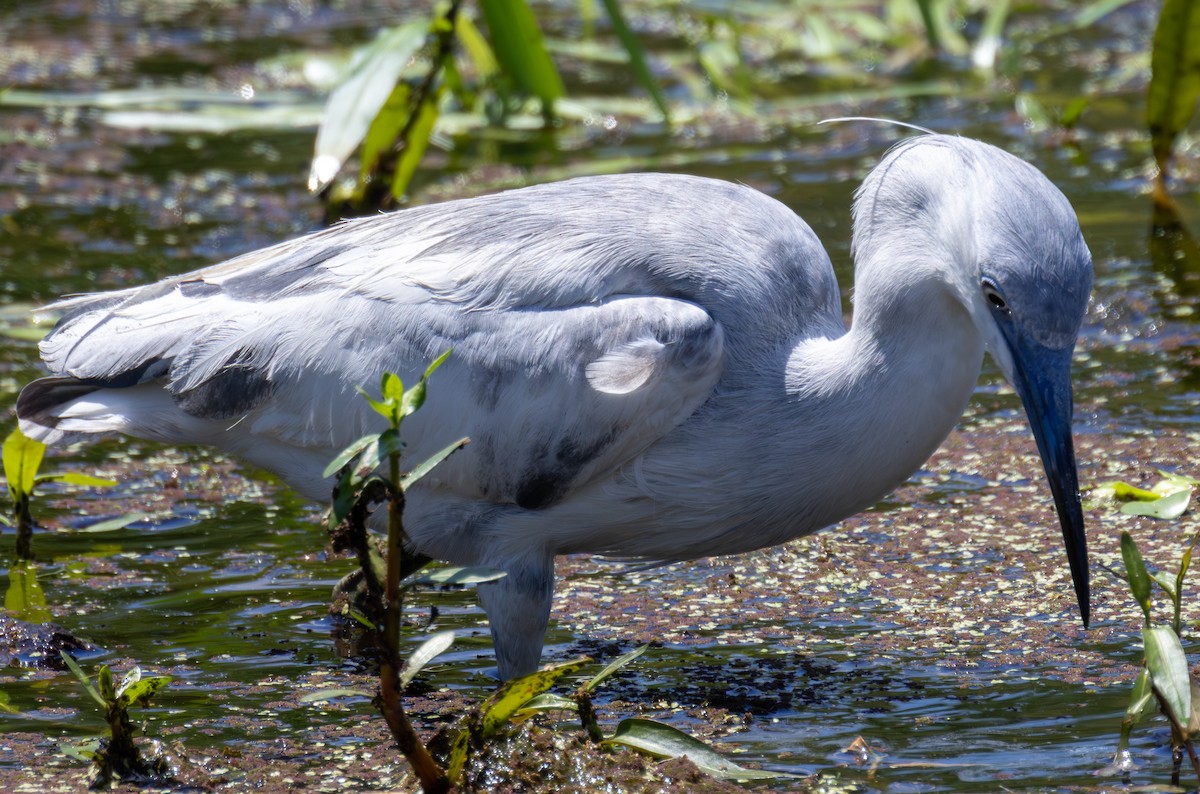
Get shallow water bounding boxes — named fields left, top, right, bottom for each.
left=1, top=0, right=1199, bottom=790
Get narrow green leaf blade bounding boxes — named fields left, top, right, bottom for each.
left=478, top=0, right=565, bottom=108
left=1120, top=531, right=1154, bottom=620
left=424, top=349, right=453, bottom=379
left=399, top=437, right=469, bottom=491
left=1147, top=0, right=1200, bottom=172
left=36, top=472, right=118, bottom=488
left=1144, top=625, right=1192, bottom=725
left=602, top=718, right=788, bottom=780
left=584, top=644, right=648, bottom=692
left=399, top=630, right=455, bottom=688
left=309, top=21, right=428, bottom=192
left=390, top=87, right=441, bottom=201
left=1152, top=571, right=1178, bottom=601
left=78, top=512, right=150, bottom=533
left=597, top=0, right=669, bottom=122
left=3, top=428, right=44, bottom=500
left=455, top=13, right=498, bottom=80
left=322, top=433, right=381, bottom=479
left=61, top=652, right=107, bottom=710
left=359, top=83, right=412, bottom=184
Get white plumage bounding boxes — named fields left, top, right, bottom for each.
left=18, top=134, right=1093, bottom=678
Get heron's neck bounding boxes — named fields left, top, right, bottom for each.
left=782, top=275, right=984, bottom=523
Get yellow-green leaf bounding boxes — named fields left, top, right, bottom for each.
left=3, top=428, right=45, bottom=500
left=359, top=83, right=412, bottom=184
left=1148, top=0, right=1200, bottom=174
left=389, top=87, right=441, bottom=201
left=479, top=657, right=591, bottom=738
left=455, top=12, right=499, bottom=80
left=5, top=561, right=50, bottom=623
left=37, top=472, right=118, bottom=488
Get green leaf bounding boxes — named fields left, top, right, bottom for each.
left=98, top=665, right=114, bottom=701
left=399, top=437, right=469, bottom=491
left=444, top=657, right=590, bottom=780
left=1152, top=571, right=1177, bottom=601
left=401, top=378, right=428, bottom=417
left=424, top=349, right=452, bottom=379
left=1121, top=531, right=1154, bottom=623
left=3, top=428, right=45, bottom=501
left=323, top=433, right=382, bottom=479
left=400, top=564, right=505, bottom=588
left=350, top=437, right=384, bottom=480
left=1144, top=625, right=1192, bottom=725
left=1120, top=489, right=1191, bottom=519
left=309, top=21, right=428, bottom=192
left=389, top=87, right=441, bottom=201
left=1126, top=668, right=1157, bottom=724
left=399, top=630, right=455, bottom=688
left=583, top=644, right=648, bottom=693
left=114, top=666, right=140, bottom=699
left=300, top=688, right=372, bottom=703
left=1147, top=0, right=1200, bottom=174
left=357, top=386, right=393, bottom=422
left=1107, top=481, right=1162, bottom=502
left=380, top=372, right=405, bottom=404
left=78, top=512, right=150, bottom=533
left=122, top=675, right=170, bottom=707
left=5, top=561, right=50, bottom=623
left=59, top=739, right=101, bottom=764
left=478, top=0, right=565, bottom=110
left=512, top=692, right=578, bottom=717
left=597, top=0, right=669, bottom=122
left=1157, top=469, right=1200, bottom=487
left=61, top=653, right=107, bottom=710
left=36, top=472, right=118, bottom=488
left=359, top=83, right=412, bottom=184
left=478, top=657, right=591, bottom=738
left=455, top=13, right=499, bottom=81
left=602, top=718, right=789, bottom=780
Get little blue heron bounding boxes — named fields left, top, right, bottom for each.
left=17, top=134, right=1092, bottom=679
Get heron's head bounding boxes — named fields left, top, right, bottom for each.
left=854, top=134, right=1094, bottom=627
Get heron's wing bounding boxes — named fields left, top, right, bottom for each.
left=29, top=201, right=728, bottom=507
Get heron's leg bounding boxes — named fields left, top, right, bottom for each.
left=475, top=555, right=555, bottom=679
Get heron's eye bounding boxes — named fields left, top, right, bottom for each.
left=981, top=279, right=1008, bottom=312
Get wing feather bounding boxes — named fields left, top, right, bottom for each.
left=22, top=172, right=837, bottom=508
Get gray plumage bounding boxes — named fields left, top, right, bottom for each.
left=18, top=134, right=1093, bottom=678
